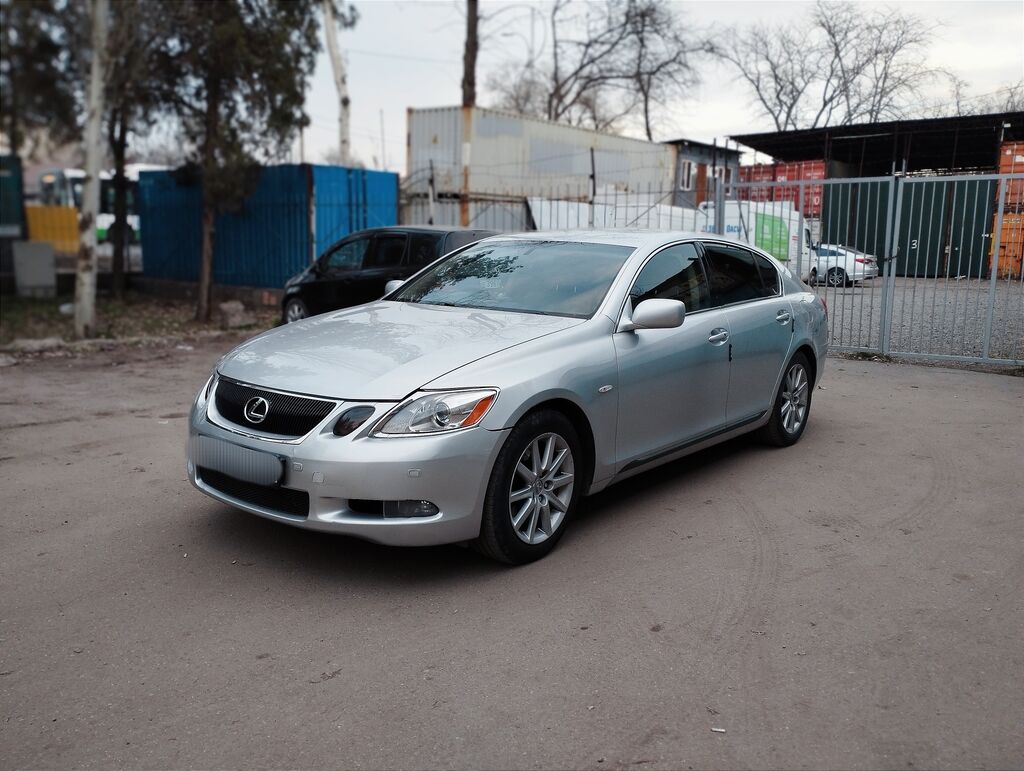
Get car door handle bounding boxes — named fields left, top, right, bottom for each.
left=776, top=310, right=792, bottom=325
left=708, top=328, right=729, bottom=345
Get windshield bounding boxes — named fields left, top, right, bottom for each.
left=391, top=239, right=635, bottom=318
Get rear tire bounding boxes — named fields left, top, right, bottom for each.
left=474, top=410, right=583, bottom=564
left=826, top=267, right=847, bottom=287
left=758, top=352, right=813, bottom=447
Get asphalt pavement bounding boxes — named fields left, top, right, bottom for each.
left=1, top=339, right=1022, bottom=769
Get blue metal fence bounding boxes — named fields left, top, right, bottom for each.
left=138, top=164, right=398, bottom=288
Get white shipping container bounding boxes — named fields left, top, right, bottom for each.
left=407, top=106, right=678, bottom=199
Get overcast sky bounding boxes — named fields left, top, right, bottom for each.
left=296, top=0, right=1024, bottom=172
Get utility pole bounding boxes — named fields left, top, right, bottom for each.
left=75, top=0, right=108, bottom=339
left=462, top=0, right=478, bottom=107
left=322, top=0, right=350, bottom=166
left=588, top=147, right=596, bottom=228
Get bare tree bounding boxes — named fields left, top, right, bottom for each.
left=717, top=24, right=817, bottom=131
left=963, top=80, right=1024, bottom=115
left=623, top=0, right=707, bottom=140
left=486, top=0, right=707, bottom=136
left=75, top=0, right=108, bottom=339
left=721, top=1, right=936, bottom=130
left=487, top=0, right=636, bottom=130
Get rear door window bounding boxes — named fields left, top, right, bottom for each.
left=407, top=233, right=441, bottom=266
left=702, top=242, right=773, bottom=306
left=365, top=234, right=408, bottom=269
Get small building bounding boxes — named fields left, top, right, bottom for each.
left=662, top=138, right=741, bottom=209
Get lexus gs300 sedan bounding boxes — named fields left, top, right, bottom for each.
left=187, top=232, right=828, bottom=563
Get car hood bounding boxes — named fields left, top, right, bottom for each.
left=217, top=301, right=583, bottom=400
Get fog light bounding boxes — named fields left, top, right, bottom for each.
left=333, top=405, right=375, bottom=436
left=383, top=500, right=439, bottom=518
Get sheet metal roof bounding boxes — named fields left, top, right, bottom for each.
left=731, top=112, right=1024, bottom=174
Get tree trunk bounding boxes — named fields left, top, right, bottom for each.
left=196, top=78, right=220, bottom=323
left=642, top=88, right=653, bottom=141
left=111, top=110, right=128, bottom=300
left=75, top=0, right=108, bottom=339
left=197, top=197, right=215, bottom=322
left=462, top=0, right=478, bottom=108
left=322, top=0, right=350, bottom=165
left=7, top=13, right=21, bottom=155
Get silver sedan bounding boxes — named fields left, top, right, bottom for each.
left=187, top=232, right=828, bottom=563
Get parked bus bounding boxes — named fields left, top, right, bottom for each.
left=37, top=164, right=164, bottom=243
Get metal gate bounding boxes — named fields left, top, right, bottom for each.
left=727, top=173, right=1024, bottom=365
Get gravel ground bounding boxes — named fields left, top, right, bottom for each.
left=1, top=339, right=1022, bottom=769
left=817, top=276, right=1024, bottom=362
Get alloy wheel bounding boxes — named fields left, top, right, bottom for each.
left=508, top=432, right=574, bottom=545
left=780, top=363, right=809, bottom=434
left=285, top=301, right=306, bottom=322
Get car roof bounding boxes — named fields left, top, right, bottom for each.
left=352, top=225, right=495, bottom=235
left=489, top=229, right=743, bottom=251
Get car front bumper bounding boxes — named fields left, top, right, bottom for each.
left=186, top=396, right=509, bottom=546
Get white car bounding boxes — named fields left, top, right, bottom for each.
left=811, top=244, right=879, bottom=287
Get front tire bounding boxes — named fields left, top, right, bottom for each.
left=283, top=298, right=309, bottom=323
left=759, top=352, right=813, bottom=447
left=475, top=410, right=583, bottom=564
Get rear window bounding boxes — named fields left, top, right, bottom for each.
left=393, top=239, right=635, bottom=318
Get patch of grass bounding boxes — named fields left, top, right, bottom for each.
left=0, top=291, right=276, bottom=345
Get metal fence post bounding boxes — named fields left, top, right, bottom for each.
left=714, top=176, right=725, bottom=235
left=797, top=180, right=805, bottom=280
left=879, top=176, right=901, bottom=355
left=982, top=177, right=1006, bottom=361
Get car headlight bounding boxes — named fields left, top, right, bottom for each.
left=374, top=389, right=497, bottom=436
left=194, top=372, right=217, bottom=409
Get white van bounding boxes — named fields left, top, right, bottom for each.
left=698, top=200, right=815, bottom=282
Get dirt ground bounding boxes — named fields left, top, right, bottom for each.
left=1, top=339, right=1022, bottom=769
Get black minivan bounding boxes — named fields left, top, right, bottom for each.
left=281, top=226, right=496, bottom=322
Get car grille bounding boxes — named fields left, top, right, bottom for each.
left=198, top=467, right=309, bottom=518
left=214, top=377, right=335, bottom=437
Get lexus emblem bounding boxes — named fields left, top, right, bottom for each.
left=243, top=396, right=270, bottom=424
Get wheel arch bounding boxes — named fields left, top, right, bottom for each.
left=521, top=398, right=596, bottom=495
left=794, top=343, right=818, bottom=388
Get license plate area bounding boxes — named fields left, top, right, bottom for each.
left=190, top=435, right=283, bottom=486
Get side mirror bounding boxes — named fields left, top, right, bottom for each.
left=621, top=299, right=686, bottom=332
left=384, top=279, right=405, bottom=296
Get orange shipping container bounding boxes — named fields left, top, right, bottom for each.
left=989, top=211, right=1024, bottom=280
left=998, top=141, right=1024, bottom=210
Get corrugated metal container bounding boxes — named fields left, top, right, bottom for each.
left=138, top=164, right=398, bottom=288
left=998, top=141, right=1024, bottom=210
left=407, top=106, right=677, bottom=199
left=990, top=211, right=1024, bottom=279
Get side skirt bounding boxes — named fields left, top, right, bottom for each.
left=596, top=411, right=769, bottom=490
